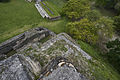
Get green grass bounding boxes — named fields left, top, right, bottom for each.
left=0, top=0, right=67, bottom=43
left=0, top=17, right=68, bottom=43
left=40, top=1, right=60, bottom=17
left=77, top=40, right=120, bottom=80
left=37, top=17, right=68, bottom=33
left=40, top=0, right=66, bottom=17
left=77, top=40, right=101, bottom=60
left=0, top=0, right=44, bottom=42
left=47, top=0, right=66, bottom=13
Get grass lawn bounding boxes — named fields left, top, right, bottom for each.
left=40, top=1, right=60, bottom=17
left=0, top=0, right=67, bottom=43
left=47, top=0, right=66, bottom=13
left=0, top=0, right=43, bottom=43
left=37, top=17, right=68, bottom=33
left=40, top=0, right=66, bottom=17
left=77, top=40, right=120, bottom=80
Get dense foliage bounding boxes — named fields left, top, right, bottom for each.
left=114, top=15, right=120, bottom=35
left=66, top=19, right=98, bottom=44
left=63, top=0, right=114, bottom=46
left=84, top=10, right=101, bottom=22
left=95, top=17, right=114, bottom=52
left=62, top=0, right=90, bottom=21
left=96, top=17, right=114, bottom=38
left=106, top=39, right=120, bottom=73
left=62, top=0, right=120, bottom=74
left=95, top=0, right=120, bottom=13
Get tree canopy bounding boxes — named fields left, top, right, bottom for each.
left=85, top=10, right=101, bottom=22
left=114, top=15, right=120, bottom=35
left=66, top=18, right=98, bottom=44
left=96, top=17, right=114, bottom=38
left=95, top=0, right=120, bottom=13
left=106, top=39, right=120, bottom=73
left=62, top=0, right=90, bottom=21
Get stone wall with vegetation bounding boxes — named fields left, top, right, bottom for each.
left=0, top=27, right=51, bottom=55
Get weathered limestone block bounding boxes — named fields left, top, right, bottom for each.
left=43, top=65, right=87, bottom=80
left=0, top=54, right=41, bottom=80
left=13, top=27, right=49, bottom=50
left=0, top=33, right=25, bottom=54
left=39, top=57, right=87, bottom=80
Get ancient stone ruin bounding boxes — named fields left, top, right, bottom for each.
left=0, top=27, right=51, bottom=54
left=0, top=27, right=94, bottom=80
left=35, top=3, right=50, bottom=18
left=34, top=0, right=61, bottom=20
left=25, top=0, right=61, bottom=20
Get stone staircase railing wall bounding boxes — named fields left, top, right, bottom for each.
left=35, top=2, right=61, bottom=20
left=35, top=3, right=50, bottom=18
left=49, top=16, right=61, bottom=21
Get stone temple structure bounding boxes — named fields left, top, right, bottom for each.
left=0, top=27, right=95, bottom=80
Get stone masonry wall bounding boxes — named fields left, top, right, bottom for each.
left=0, top=27, right=51, bottom=54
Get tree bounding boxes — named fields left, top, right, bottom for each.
left=85, top=10, right=101, bottom=22
left=95, top=0, right=118, bottom=9
left=106, top=39, right=120, bottom=73
left=114, top=15, right=120, bottom=35
left=95, top=0, right=107, bottom=7
left=94, top=0, right=120, bottom=13
left=66, top=18, right=98, bottom=44
left=95, top=17, right=114, bottom=52
left=62, top=0, right=90, bottom=21
left=96, top=17, right=114, bottom=38
left=114, top=2, right=120, bottom=13
left=107, top=39, right=120, bottom=54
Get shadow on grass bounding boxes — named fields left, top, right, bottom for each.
left=0, top=0, right=11, bottom=3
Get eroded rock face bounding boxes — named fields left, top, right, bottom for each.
left=0, top=54, right=41, bottom=80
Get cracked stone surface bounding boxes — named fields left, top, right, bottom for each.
left=0, top=54, right=41, bottom=80
left=43, top=65, right=87, bottom=80
left=16, top=33, right=93, bottom=79
left=0, top=32, right=94, bottom=80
